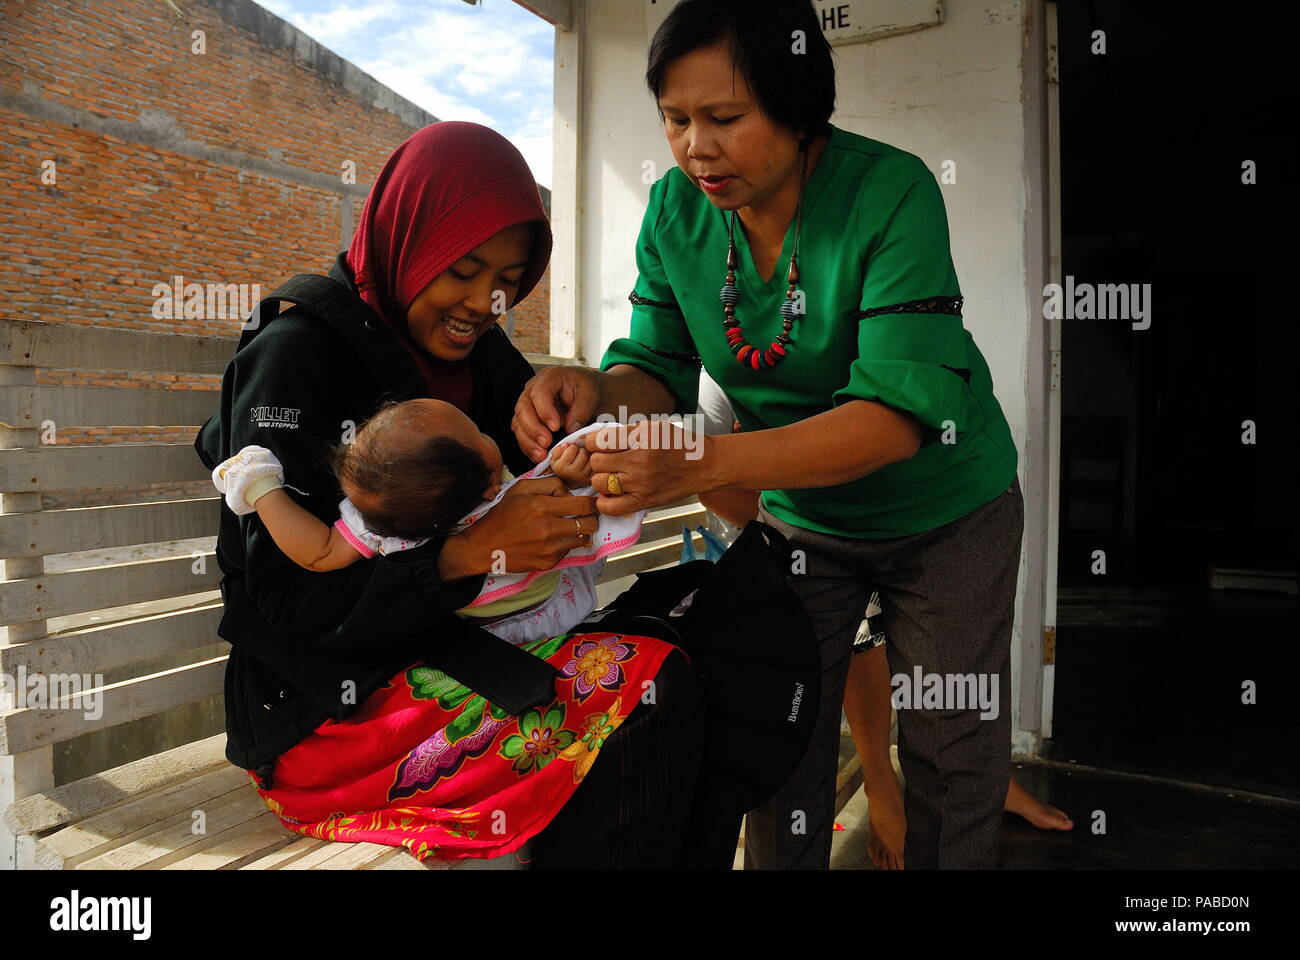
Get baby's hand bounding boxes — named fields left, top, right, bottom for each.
left=549, top=441, right=592, bottom=488
left=212, top=445, right=284, bottom=515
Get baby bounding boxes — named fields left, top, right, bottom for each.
left=211, top=398, right=645, bottom=645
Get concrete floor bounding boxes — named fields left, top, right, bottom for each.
left=732, top=743, right=1300, bottom=870
left=995, top=761, right=1299, bottom=870
left=1049, top=588, right=1298, bottom=801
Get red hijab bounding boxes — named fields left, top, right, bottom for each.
left=346, top=121, right=553, bottom=411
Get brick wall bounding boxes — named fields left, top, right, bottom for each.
left=0, top=0, right=553, bottom=503
left=506, top=264, right=552, bottom=355
left=0, top=0, right=554, bottom=784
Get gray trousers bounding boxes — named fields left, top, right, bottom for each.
left=744, top=479, right=1024, bottom=869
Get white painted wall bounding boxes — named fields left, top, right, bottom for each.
left=575, top=0, right=1042, bottom=744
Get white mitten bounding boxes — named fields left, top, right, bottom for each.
left=212, top=445, right=285, bottom=516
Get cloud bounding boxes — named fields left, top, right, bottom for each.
left=261, top=0, right=403, bottom=46
left=256, top=0, right=554, bottom=186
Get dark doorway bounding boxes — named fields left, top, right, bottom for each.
left=1050, top=0, right=1299, bottom=798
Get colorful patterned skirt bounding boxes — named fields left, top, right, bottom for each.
left=249, top=631, right=674, bottom=863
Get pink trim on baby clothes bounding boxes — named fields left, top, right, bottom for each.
left=333, top=518, right=377, bottom=559
left=460, top=527, right=641, bottom=608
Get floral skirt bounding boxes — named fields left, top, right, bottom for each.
left=250, top=632, right=674, bottom=863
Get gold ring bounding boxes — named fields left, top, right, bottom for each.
left=606, top=473, right=623, bottom=496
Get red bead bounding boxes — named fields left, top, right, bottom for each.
left=764, top=348, right=775, bottom=365
left=770, top=341, right=787, bottom=356
left=726, top=329, right=744, bottom=342
left=737, top=345, right=754, bottom=365
left=749, top=349, right=762, bottom=369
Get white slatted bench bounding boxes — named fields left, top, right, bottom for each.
left=0, top=318, right=705, bottom=870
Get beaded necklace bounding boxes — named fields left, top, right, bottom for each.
left=720, top=144, right=808, bottom=370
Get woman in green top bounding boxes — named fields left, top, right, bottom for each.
left=513, top=0, right=1023, bottom=869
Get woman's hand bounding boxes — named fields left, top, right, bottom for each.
left=513, top=366, right=604, bottom=463
left=582, top=421, right=718, bottom=517
left=435, top=477, right=599, bottom=580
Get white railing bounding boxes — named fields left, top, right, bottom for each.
left=0, top=318, right=705, bottom=869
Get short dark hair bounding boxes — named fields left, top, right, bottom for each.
left=646, top=0, right=836, bottom=143
left=331, top=401, right=492, bottom=540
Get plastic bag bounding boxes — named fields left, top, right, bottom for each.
left=680, top=524, right=729, bottom=564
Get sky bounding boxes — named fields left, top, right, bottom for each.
left=257, top=0, right=556, bottom=188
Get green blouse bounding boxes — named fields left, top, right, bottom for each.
left=599, top=123, right=1017, bottom=539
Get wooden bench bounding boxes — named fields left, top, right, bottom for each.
left=0, top=318, right=708, bottom=870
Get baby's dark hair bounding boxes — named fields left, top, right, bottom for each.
left=331, top=400, right=493, bottom=540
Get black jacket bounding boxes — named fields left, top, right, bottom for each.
left=196, top=254, right=559, bottom=777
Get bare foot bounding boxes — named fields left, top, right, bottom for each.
left=864, top=765, right=906, bottom=869
left=1005, top=776, right=1073, bottom=830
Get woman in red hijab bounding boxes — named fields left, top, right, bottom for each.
left=199, top=122, right=704, bottom=868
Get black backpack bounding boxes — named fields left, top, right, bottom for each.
left=572, top=520, right=822, bottom=867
